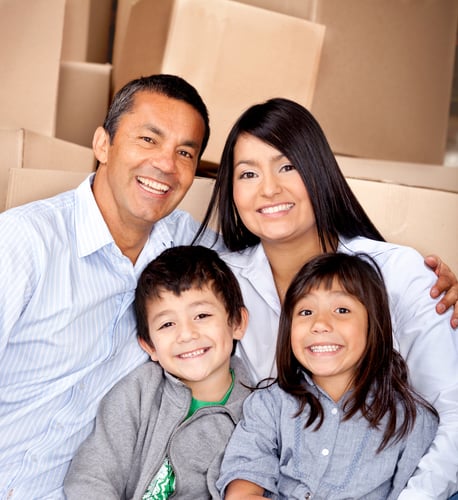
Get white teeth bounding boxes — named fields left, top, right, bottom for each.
left=259, top=203, right=293, bottom=214
left=179, top=348, right=206, bottom=359
left=137, top=176, right=169, bottom=193
left=310, top=345, right=340, bottom=353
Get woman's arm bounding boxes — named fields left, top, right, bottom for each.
left=425, top=254, right=458, bottom=328
left=225, top=479, right=265, bottom=499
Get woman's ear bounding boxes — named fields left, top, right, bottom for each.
left=138, top=337, right=159, bottom=361
left=232, top=307, right=249, bottom=341
left=92, top=126, right=109, bottom=165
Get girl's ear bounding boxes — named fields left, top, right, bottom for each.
left=92, top=126, right=109, bottom=165
left=232, top=307, right=249, bottom=341
left=138, top=337, right=159, bottom=361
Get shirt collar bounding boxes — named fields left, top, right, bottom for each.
left=75, top=174, right=114, bottom=258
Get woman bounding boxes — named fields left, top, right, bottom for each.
left=195, top=98, right=458, bottom=498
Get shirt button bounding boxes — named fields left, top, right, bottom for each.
left=331, top=408, right=338, bottom=415
left=321, top=448, right=329, bottom=456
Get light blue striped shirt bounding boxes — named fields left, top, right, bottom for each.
left=0, top=175, right=220, bottom=499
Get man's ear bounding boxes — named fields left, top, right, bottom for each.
left=92, top=126, right=109, bottom=165
left=138, top=337, right=159, bottom=361
left=232, top=307, right=249, bottom=341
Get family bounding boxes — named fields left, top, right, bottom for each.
left=1, top=74, right=457, bottom=499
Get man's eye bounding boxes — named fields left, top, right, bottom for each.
left=178, top=150, right=193, bottom=159
left=141, top=136, right=155, bottom=143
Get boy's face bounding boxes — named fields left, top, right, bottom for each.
left=139, top=285, right=247, bottom=401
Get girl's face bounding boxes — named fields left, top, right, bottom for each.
left=290, top=279, right=368, bottom=402
left=232, top=134, right=318, bottom=247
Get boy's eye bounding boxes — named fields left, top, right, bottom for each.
left=195, top=313, right=211, bottom=320
left=158, top=321, right=174, bottom=330
left=335, top=307, right=350, bottom=314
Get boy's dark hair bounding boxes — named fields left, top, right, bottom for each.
left=135, top=245, right=245, bottom=353
left=276, top=252, right=438, bottom=451
left=193, top=97, right=383, bottom=250
left=103, top=74, right=210, bottom=159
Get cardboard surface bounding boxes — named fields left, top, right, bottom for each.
left=0, top=129, right=95, bottom=212
left=234, top=0, right=458, bottom=165
left=5, top=168, right=90, bottom=211
left=0, top=0, right=66, bottom=136
left=112, top=0, right=325, bottom=165
left=56, top=62, right=112, bottom=148
left=61, top=0, right=113, bottom=63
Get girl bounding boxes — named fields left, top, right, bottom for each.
left=217, top=252, right=439, bottom=499
left=194, top=98, right=458, bottom=497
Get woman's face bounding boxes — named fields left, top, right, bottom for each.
left=232, top=133, right=317, bottom=246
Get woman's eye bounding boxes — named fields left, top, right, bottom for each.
left=239, top=171, right=257, bottom=179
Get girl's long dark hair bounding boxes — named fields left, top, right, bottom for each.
left=193, top=97, right=383, bottom=251
left=276, top=252, right=438, bottom=451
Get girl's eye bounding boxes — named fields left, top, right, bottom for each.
left=298, top=309, right=312, bottom=316
left=335, top=307, right=350, bottom=314
left=280, top=163, right=295, bottom=172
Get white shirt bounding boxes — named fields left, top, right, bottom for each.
left=0, top=175, right=221, bottom=499
left=222, top=237, right=458, bottom=499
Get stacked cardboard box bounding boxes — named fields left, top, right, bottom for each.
left=0, top=0, right=113, bottom=212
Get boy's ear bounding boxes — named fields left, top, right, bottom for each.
left=138, top=337, right=159, bottom=362
left=92, top=126, right=109, bottom=165
left=232, top=307, right=249, bottom=341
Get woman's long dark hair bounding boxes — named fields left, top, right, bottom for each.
left=276, top=252, right=438, bottom=451
left=193, top=98, right=384, bottom=251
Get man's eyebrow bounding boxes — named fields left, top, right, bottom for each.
left=143, top=125, right=200, bottom=150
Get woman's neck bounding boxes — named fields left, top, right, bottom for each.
left=262, top=236, right=322, bottom=302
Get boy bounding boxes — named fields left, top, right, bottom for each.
left=64, top=245, right=251, bottom=499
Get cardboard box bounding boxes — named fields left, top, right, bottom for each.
left=56, top=62, right=112, bottom=148
left=234, top=0, right=458, bottom=165
left=61, top=0, right=114, bottom=63
left=5, top=168, right=90, bottom=211
left=112, top=0, right=325, bottom=165
left=0, top=129, right=95, bottom=212
left=0, top=0, right=66, bottom=136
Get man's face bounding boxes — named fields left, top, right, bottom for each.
left=93, top=91, right=206, bottom=234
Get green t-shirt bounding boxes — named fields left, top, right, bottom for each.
left=142, top=370, right=235, bottom=500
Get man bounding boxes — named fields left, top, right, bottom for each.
left=0, top=74, right=221, bottom=498
left=0, top=74, right=456, bottom=498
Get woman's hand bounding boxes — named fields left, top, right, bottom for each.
left=425, top=254, right=458, bottom=329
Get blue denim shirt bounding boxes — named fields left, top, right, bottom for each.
left=217, top=374, right=438, bottom=499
